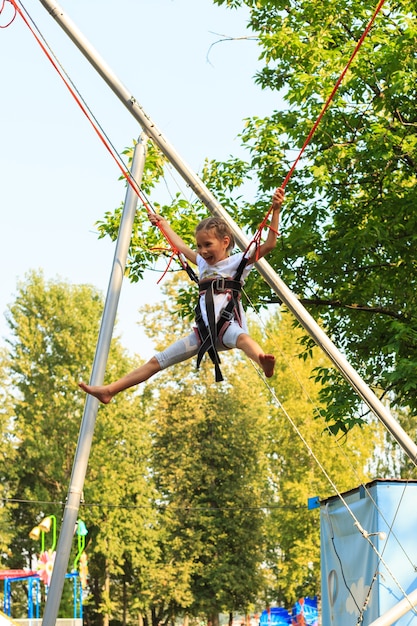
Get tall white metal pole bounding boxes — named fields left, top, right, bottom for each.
left=42, top=135, right=148, bottom=626
left=368, top=588, right=417, bottom=626
left=38, top=0, right=417, bottom=465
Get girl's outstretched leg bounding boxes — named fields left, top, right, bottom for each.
left=78, top=357, right=162, bottom=404
left=235, top=333, right=275, bottom=378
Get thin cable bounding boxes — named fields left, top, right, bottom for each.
left=8, top=0, right=196, bottom=274
left=243, top=288, right=417, bottom=576
left=9, top=0, right=150, bottom=201
left=240, top=0, right=386, bottom=261
left=281, top=0, right=386, bottom=190
left=250, top=362, right=417, bottom=620
left=0, top=497, right=318, bottom=512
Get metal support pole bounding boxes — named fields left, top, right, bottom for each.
left=368, top=588, right=417, bottom=626
left=42, top=134, right=148, bottom=626
left=38, top=0, right=417, bottom=467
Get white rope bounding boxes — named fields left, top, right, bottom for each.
left=243, top=288, right=417, bottom=571
left=248, top=356, right=416, bottom=623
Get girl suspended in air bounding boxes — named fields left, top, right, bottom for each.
left=79, top=187, right=284, bottom=403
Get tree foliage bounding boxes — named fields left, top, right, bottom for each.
left=258, top=312, right=376, bottom=605
left=0, top=269, right=380, bottom=623
left=133, top=277, right=272, bottom=622
left=97, top=0, right=417, bottom=437
left=0, top=347, right=18, bottom=556
left=1, top=271, right=158, bottom=624
left=4, top=0, right=417, bottom=619
left=137, top=278, right=377, bottom=612
left=208, top=0, right=417, bottom=436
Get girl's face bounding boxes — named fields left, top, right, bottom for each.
left=196, top=228, right=230, bottom=265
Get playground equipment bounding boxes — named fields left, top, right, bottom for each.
left=0, top=569, right=82, bottom=622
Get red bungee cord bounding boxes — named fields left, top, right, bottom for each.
left=4, top=0, right=187, bottom=271
left=247, top=0, right=386, bottom=260
left=0, top=0, right=16, bottom=27
left=281, top=0, right=386, bottom=191
left=4, top=0, right=151, bottom=209
left=4, top=0, right=386, bottom=272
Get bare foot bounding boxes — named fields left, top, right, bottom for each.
left=78, top=381, right=114, bottom=405
left=259, top=354, right=275, bottom=378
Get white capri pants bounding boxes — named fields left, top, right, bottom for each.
left=155, top=322, right=247, bottom=370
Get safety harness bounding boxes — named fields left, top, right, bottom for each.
left=194, top=254, right=249, bottom=382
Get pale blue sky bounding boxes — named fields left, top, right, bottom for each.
left=0, top=0, right=279, bottom=359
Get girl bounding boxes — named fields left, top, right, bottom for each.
left=79, top=187, right=284, bottom=403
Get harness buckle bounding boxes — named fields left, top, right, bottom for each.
left=213, top=277, right=226, bottom=292
left=220, top=309, right=234, bottom=322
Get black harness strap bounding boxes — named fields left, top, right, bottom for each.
left=194, top=254, right=250, bottom=382
left=195, top=281, right=225, bottom=382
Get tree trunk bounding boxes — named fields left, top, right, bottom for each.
left=122, top=577, right=127, bottom=626
left=151, top=606, right=160, bottom=626
left=208, top=614, right=219, bottom=626
left=103, top=563, right=110, bottom=626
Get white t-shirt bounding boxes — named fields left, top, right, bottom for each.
left=196, top=252, right=253, bottom=331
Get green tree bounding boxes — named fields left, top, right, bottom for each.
left=83, top=392, right=158, bottom=626
left=98, top=0, right=417, bottom=439
left=4, top=271, right=105, bottom=573
left=207, top=0, right=417, bottom=437
left=257, top=312, right=376, bottom=606
left=1, top=271, right=157, bottom=625
left=0, top=347, right=18, bottom=560
left=136, top=276, right=377, bottom=618
left=136, top=277, right=273, bottom=625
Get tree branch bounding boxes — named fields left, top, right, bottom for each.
left=268, top=296, right=405, bottom=320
